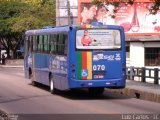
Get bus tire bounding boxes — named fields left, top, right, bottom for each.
left=88, top=87, right=104, bottom=96
left=49, top=75, right=58, bottom=94
left=29, top=69, right=36, bottom=86
left=31, top=79, right=37, bottom=86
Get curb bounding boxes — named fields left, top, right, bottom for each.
left=107, top=88, right=160, bottom=103
left=0, top=109, right=8, bottom=120
left=0, top=65, right=23, bottom=68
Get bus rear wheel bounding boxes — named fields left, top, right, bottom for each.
left=88, top=87, right=104, bottom=96
left=31, top=79, right=37, bottom=86
left=29, top=69, right=36, bottom=86
left=49, top=75, right=58, bottom=94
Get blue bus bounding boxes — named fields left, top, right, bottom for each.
left=24, top=22, right=126, bottom=95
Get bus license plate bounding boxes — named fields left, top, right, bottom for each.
left=94, top=75, right=104, bottom=79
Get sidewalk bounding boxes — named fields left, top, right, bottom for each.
left=0, top=63, right=24, bottom=71
left=107, top=80, right=160, bottom=103
left=0, top=64, right=160, bottom=103
left=0, top=59, right=24, bottom=68
left=0, top=64, right=23, bottom=68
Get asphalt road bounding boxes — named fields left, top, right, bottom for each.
left=0, top=67, right=160, bottom=120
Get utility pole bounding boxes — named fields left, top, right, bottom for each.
left=67, top=0, right=71, bottom=25
left=57, top=0, right=60, bottom=26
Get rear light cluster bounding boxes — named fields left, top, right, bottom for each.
left=71, top=64, right=76, bottom=79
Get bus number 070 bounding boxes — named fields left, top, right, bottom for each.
left=93, top=65, right=105, bottom=71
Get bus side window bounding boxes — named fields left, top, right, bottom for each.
left=24, top=36, right=29, bottom=57
left=64, top=34, right=68, bottom=56
left=58, top=34, right=66, bottom=55
left=37, top=36, right=39, bottom=52
left=57, top=34, right=68, bottom=55
left=41, top=35, right=44, bottom=52
left=29, top=36, right=33, bottom=53
left=38, top=35, right=44, bottom=52
left=49, top=35, right=53, bottom=53
left=33, top=35, right=37, bottom=52
left=26, top=36, right=29, bottom=52
left=50, top=34, right=57, bottom=54
left=56, top=34, right=59, bottom=53
left=27, top=37, right=29, bottom=52
left=44, top=35, right=49, bottom=53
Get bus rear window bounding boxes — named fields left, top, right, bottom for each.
left=76, top=29, right=121, bottom=50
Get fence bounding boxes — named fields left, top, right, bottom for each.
left=126, top=66, right=160, bottom=85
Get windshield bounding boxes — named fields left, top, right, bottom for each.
left=76, top=29, right=121, bottom=50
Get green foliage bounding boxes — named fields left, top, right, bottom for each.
left=0, top=0, right=56, bottom=58
left=92, top=0, right=102, bottom=6
left=10, top=1, right=55, bottom=33
left=149, top=0, right=160, bottom=14
left=10, top=15, right=47, bottom=33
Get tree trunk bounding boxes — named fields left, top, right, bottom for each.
left=6, top=48, right=11, bottom=59
left=13, top=50, right=17, bottom=59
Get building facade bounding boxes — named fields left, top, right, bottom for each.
left=126, top=36, right=160, bottom=67
left=56, top=0, right=78, bottom=26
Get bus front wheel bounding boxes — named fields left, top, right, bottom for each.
left=88, top=87, right=104, bottom=96
left=29, top=69, right=36, bottom=86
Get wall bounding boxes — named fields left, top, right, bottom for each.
left=130, top=42, right=144, bottom=67
left=129, top=42, right=160, bottom=67
left=144, top=42, right=160, bottom=48
left=144, top=42, right=160, bottom=68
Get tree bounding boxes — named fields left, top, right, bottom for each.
left=0, top=1, right=30, bottom=58
left=149, top=0, right=160, bottom=15
left=0, top=0, right=56, bottom=59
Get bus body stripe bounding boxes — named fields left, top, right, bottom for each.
left=77, top=52, right=82, bottom=80
left=82, top=52, right=87, bottom=80
left=77, top=51, right=93, bottom=80
left=87, top=52, right=92, bottom=80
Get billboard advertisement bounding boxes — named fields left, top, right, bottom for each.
left=76, top=29, right=121, bottom=49
left=78, top=2, right=160, bottom=35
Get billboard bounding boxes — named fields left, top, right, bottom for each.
left=78, top=2, right=160, bottom=35
left=76, top=29, right=121, bottom=49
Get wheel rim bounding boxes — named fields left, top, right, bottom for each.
left=50, top=79, right=54, bottom=91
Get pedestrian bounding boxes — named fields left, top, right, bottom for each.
left=2, top=54, right=5, bottom=65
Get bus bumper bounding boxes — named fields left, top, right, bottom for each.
left=69, top=79, right=126, bottom=89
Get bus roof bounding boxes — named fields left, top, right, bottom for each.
left=25, top=23, right=124, bottom=36
left=25, top=25, right=71, bottom=36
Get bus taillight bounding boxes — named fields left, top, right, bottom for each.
left=71, top=64, right=76, bottom=78
left=71, top=74, right=76, bottom=78
left=71, top=64, right=75, bottom=68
